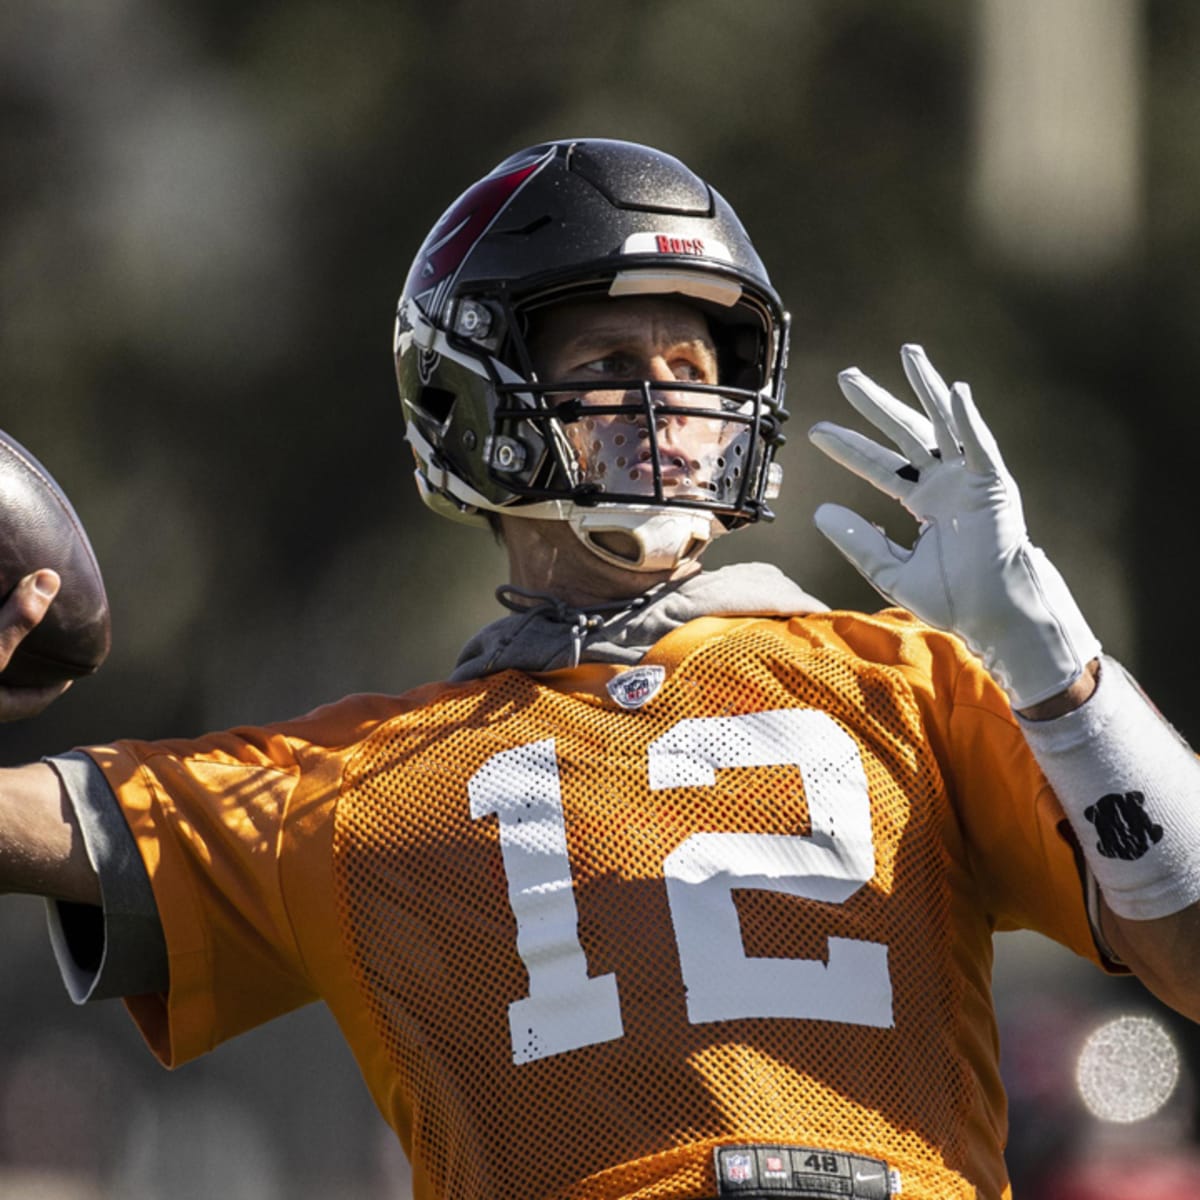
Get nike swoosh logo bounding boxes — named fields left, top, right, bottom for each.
left=854, top=1169, right=884, bottom=1183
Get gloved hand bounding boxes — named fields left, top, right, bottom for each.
left=808, top=344, right=1100, bottom=710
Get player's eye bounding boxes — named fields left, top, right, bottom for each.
left=670, top=359, right=708, bottom=383
left=574, top=354, right=635, bottom=378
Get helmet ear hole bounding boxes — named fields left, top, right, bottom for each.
left=417, top=386, right=456, bottom=426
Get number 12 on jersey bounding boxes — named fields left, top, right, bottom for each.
left=469, top=708, right=894, bottom=1065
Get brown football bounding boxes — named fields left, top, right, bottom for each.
left=0, top=429, right=110, bottom=688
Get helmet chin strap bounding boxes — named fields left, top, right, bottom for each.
left=568, top=509, right=726, bottom=573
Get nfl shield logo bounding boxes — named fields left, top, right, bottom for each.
left=726, top=1153, right=753, bottom=1183
left=606, top=664, right=666, bottom=710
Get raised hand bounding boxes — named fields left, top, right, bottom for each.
left=808, top=344, right=1100, bottom=710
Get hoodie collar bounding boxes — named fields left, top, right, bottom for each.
left=451, top=562, right=827, bottom=682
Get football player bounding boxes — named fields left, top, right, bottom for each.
left=2, top=138, right=1199, bottom=1200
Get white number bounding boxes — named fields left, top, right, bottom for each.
left=470, top=710, right=893, bottom=1065
left=651, top=710, right=892, bottom=1028
left=468, top=738, right=623, bottom=1064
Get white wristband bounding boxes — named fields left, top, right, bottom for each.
left=1018, top=657, right=1200, bottom=921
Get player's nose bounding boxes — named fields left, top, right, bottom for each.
left=641, top=356, right=694, bottom=424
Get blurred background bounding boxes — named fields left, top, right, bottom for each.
left=2, top=0, right=1200, bottom=1195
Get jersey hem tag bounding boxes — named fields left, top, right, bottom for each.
left=714, top=1143, right=896, bottom=1198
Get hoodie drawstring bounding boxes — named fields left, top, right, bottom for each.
left=493, top=585, right=648, bottom=669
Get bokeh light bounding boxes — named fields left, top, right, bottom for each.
left=1076, top=1014, right=1180, bottom=1123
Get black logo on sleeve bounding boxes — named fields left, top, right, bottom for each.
left=1083, top=791, right=1164, bottom=861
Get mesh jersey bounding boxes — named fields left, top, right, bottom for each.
left=83, top=610, right=1107, bottom=1200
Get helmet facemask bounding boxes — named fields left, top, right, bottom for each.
left=493, top=381, right=781, bottom=570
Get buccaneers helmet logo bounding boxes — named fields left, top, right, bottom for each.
left=411, top=147, right=555, bottom=310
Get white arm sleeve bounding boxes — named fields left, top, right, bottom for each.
left=1018, top=658, right=1200, bottom=922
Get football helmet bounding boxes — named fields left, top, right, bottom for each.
left=394, top=138, right=790, bottom=571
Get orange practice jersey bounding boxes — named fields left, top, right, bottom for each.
left=84, top=611, right=1108, bottom=1200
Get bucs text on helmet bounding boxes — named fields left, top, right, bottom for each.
left=394, top=138, right=790, bottom=572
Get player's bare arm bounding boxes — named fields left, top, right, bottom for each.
left=1015, top=658, right=1099, bottom=719
left=1102, top=900, right=1200, bottom=1024
left=0, top=569, right=99, bottom=904
left=0, top=761, right=97, bottom=904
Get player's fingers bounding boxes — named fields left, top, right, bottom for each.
left=812, top=503, right=909, bottom=597
left=0, top=571, right=70, bottom=721
left=808, top=422, right=914, bottom=502
left=900, top=344, right=960, bottom=460
left=837, top=368, right=936, bottom=466
left=0, top=570, right=60, bottom=670
left=950, top=382, right=1007, bottom=475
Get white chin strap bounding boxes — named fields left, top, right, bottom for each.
left=567, top=509, right=726, bottom=572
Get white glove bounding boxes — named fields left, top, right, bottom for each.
left=808, top=344, right=1100, bottom=710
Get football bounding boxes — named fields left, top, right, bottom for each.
left=0, top=428, right=110, bottom=688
